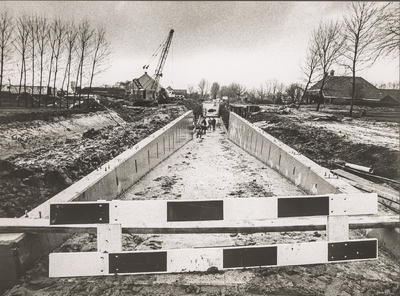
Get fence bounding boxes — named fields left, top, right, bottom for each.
left=0, top=92, right=96, bottom=109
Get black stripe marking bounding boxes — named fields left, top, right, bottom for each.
left=328, top=240, right=377, bottom=261
left=109, top=252, right=167, bottom=273
left=278, top=196, right=329, bottom=217
left=223, top=246, right=277, bottom=268
left=167, top=200, right=223, bottom=222
left=50, top=203, right=109, bottom=225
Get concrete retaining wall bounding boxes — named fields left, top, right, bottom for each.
left=0, top=111, right=194, bottom=289
left=227, top=112, right=399, bottom=259
left=228, top=112, right=359, bottom=195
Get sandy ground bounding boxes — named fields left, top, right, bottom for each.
left=256, top=107, right=399, bottom=151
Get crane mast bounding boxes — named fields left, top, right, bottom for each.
left=152, top=29, right=174, bottom=96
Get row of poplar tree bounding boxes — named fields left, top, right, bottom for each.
left=0, top=10, right=111, bottom=103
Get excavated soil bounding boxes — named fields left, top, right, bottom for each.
left=0, top=104, right=187, bottom=218
left=249, top=105, right=399, bottom=181
left=1, top=103, right=400, bottom=295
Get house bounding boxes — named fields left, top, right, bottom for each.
left=379, top=89, right=400, bottom=105
left=307, top=75, right=383, bottom=103
left=129, top=72, right=160, bottom=100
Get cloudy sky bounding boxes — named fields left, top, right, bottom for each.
left=2, top=1, right=399, bottom=90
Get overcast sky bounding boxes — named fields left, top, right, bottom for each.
left=2, top=1, right=399, bottom=90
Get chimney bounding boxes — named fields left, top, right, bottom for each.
left=330, top=70, right=335, bottom=76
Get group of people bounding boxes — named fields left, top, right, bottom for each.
left=194, top=116, right=217, bottom=139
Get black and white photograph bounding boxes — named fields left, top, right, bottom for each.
left=0, top=1, right=399, bottom=295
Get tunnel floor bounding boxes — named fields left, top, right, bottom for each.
left=123, top=118, right=305, bottom=203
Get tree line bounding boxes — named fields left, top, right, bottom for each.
left=299, top=2, right=398, bottom=116
left=0, top=10, right=111, bottom=106
left=188, top=78, right=295, bottom=105
left=187, top=3, right=399, bottom=116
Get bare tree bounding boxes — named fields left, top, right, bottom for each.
left=88, top=25, right=110, bottom=99
left=376, top=2, right=400, bottom=60
left=210, top=82, right=220, bottom=100
left=28, top=15, right=39, bottom=106
left=286, top=83, right=303, bottom=104
left=266, top=78, right=278, bottom=103
left=313, top=21, right=344, bottom=111
left=342, top=2, right=381, bottom=116
left=219, top=85, right=235, bottom=100
left=36, top=16, right=48, bottom=107
left=187, top=85, right=195, bottom=96
left=230, top=82, right=247, bottom=101
left=298, top=40, right=320, bottom=109
left=52, top=18, right=65, bottom=105
left=75, top=19, right=94, bottom=106
left=257, top=84, right=267, bottom=101
left=198, top=78, right=209, bottom=101
left=276, top=82, right=286, bottom=103
left=61, top=21, right=77, bottom=107
left=46, top=18, right=57, bottom=106
left=247, top=87, right=257, bottom=103
left=0, top=9, right=13, bottom=106
left=46, top=18, right=66, bottom=107
left=14, top=15, right=30, bottom=107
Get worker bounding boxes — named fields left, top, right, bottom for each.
left=208, top=118, right=212, bottom=130
left=200, top=117, right=207, bottom=135
left=211, top=118, right=216, bottom=131
left=195, top=124, right=203, bottom=139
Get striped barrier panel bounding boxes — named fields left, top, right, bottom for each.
left=49, top=239, right=378, bottom=277
left=48, top=193, right=378, bottom=277
left=49, top=193, right=378, bottom=225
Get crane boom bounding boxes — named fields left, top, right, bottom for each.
left=152, top=29, right=174, bottom=94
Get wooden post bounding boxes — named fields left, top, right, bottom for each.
left=97, top=224, right=122, bottom=253
left=327, top=216, right=349, bottom=242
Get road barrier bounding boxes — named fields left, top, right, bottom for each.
left=47, top=193, right=379, bottom=277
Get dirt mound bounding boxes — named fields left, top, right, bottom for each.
left=249, top=109, right=399, bottom=180
left=0, top=105, right=187, bottom=218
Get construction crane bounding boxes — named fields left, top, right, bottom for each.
left=142, top=29, right=174, bottom=100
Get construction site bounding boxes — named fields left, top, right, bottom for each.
left=0, top=94, right=399, bottom=295
left=0, top=19, right=399, bottom=295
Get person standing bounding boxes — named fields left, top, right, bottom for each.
left=201, top=117, right=207, bottom=135
left=211, top=118, right=216, bottom=131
